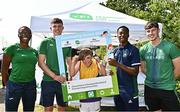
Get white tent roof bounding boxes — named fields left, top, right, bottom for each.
left=30, top=2, right=159, bottom=44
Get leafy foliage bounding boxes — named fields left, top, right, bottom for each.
left=176, top=81, right=180, bottom=99
left=105, top=0, right=180, bottom=48
left=96, top=46, right=107, bottom=60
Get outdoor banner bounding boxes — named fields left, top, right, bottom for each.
left=55, top=30, right=119, bottom=102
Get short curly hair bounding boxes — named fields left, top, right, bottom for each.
left=79, top=48, right=93, bottom=60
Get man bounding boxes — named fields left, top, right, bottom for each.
left=108, top=26, right=140, bottom=111
left=38, top=18, right=72, bottom=112
left=140, top=21, right=180, bottom=111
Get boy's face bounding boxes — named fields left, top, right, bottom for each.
left=117, top=28, right=129, bottom=44
left=145, top=27, right=160, bottom=41
left=50, top=23, right=64, bottom=36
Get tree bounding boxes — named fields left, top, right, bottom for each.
left=105, top=0, right=180, bottom=48
left=104, top=0, right=149, bottom=14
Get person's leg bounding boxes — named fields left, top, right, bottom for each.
left=89, top=101, right=101, bottom=112
left=160, top=90, right=180, bottom=111
left=57, top=105, right=65, bottom=112
left=126, top=97, right=139, bottom=111
left=55, top=82, right=67, bottom=112
left=113, top=95, right=126, bottom=111
left=44, top=106, right=54, bottom=112
left=5, top=80, right=22, bottom=111
left=119, top=90, right=139, bottom=111
left=22, top=80, right=36, bottom=111
left=144, top=85, right=161, bottom=111
left=40, top=81, right=55, bottom=112
left=79, top=102, right=89, bottom=112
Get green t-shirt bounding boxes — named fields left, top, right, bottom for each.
left=38, top=37, right=71, bottom=81
left=4, top=43, right=38, bottom=82
left=140, top=40, right=180, bottom=90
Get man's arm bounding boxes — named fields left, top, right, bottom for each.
left=1, top=54, right=11, bottom=85
left=140, top=61, right=146, bottom=75
left=172, top=56, right=180, bottom=79
left=108, top=58, right=139, bottom=76
left=38, top=54, right=65, bottom=83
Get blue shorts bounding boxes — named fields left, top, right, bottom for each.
left=40, top=81, right=67, bottom=107
left=5, top=80, right=36, bottom=111
left=114, top=89, right=139, bottom=111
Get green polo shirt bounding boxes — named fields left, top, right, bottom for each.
left=140, top=40, right=180, bottom=90
left=38, top=37, right=71, bottom=81
left=4, top=43, right=38, bottom=82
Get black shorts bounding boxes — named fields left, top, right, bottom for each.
left=39, top=81, right=67, bottom=107
left=144, top=85, right=180, bottom=111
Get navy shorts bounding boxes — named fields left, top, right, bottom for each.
left=145, top=85, right=180, bottom=111
left=5, top=80, right=36, bottom=111
left=114, top=89, right=139, bottom=111
left=40, top=81, right=67, bottom=107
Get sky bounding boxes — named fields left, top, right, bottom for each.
left=0, top=0, right=106, bottom=52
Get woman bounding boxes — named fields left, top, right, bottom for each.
left=1, top=26, right=38, bottom=111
